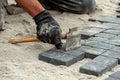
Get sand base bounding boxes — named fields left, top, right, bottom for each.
left=0, top=0, right=120, bottom=80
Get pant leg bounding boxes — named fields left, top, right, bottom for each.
left=40, top=0, right=96, bottom=14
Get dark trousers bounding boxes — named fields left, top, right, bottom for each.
left=39, top=0, right=96, bottom=14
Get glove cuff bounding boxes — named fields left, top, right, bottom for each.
left=33, top=10, right=54, bottom=25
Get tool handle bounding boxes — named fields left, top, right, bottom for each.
left=8, top=36, right=38, bottom=44
left=8, top=33, right=66, bottom=44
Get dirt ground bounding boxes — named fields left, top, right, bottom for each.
left=0, top=0, right=120, bottom=80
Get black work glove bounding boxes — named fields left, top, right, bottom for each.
left=33, top=10, right=62, bottom=49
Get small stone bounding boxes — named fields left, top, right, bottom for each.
left=6, top=5, right=25, bottom=15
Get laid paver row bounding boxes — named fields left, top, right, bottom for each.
left=81, top=23, right=120, bottom=39
left=39, top=44, right=110, bottom=66
left=89, top=16, right=120, bottom=24
left=81, top=27, right=106, bottom=39
left=39, top=43, right=120, bottom=76
left=39, top=48, right=85, bottom=66
left=82, top=40, right=116, bottom=50
left=80, top=15, right=120, bottom=76
left=80, top=14, right=120, bottom=76
left=39, top=18, right=120, bottom=77
left=86, top=35, right=120, bottom=46
left=80, top=40, right=120, bottom=76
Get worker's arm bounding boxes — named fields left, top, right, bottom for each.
left=15, top=0, right=62, bottom=49
left=15, top=0, right=44, bottom=17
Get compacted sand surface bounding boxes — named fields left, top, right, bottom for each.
left=0, top=0, right=119, bottom=80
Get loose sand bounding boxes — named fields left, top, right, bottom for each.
left=0, top=0, right=120, bottom=80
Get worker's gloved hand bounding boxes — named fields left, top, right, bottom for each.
left=33, top=10, right=62, bottom=49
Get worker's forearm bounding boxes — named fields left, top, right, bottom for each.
left=15, top=0, right=45, bottom=17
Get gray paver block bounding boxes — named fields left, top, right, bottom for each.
left=103, top=23, right=120, bottom=30
left=88, top=37, right=109, bottom=42
left=87, top=37, right=114, bottom=46
left=93, top=56, right=118, bottom=69
left=89, top=16, right=120, bottom=24
left=103, top=29, right=120, bottom=35
left=80, top=61, right=108, bottom=76
left=39, top=48, right=85, bottom=66
left=82, top=41, right=115, bottom=50
left=110, top=71, right=120, bottom=79
left=104, top=77, right=119, bottom=80
left=85, top=47, right=106, bottom=59
left=94, top=35, right=120, bottom=46
left=95, top=33, right=116, bottom=39
left=102, top=51, right=120, bottom=64
left=39, top=50, right=64, bottom=63
left=65, top=50, right=85, bottom=61
left=88, top=36, right=120, bottom=46
left=80, top=56, right=118, bottom=76
left=92, top=37, right=120, bottom=46
left=81, top=27, right=105, bottom=39
left=108, top=36, right=120, bottom=46
left=111, top=47, right=120, bottom=53
left=77, top=46, right=91, bottom=51
left=104, top=40, right=120, bottom=46
left=84, top=24, right=112, bottom=29
left=52, top=54, right=81, bottom=66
